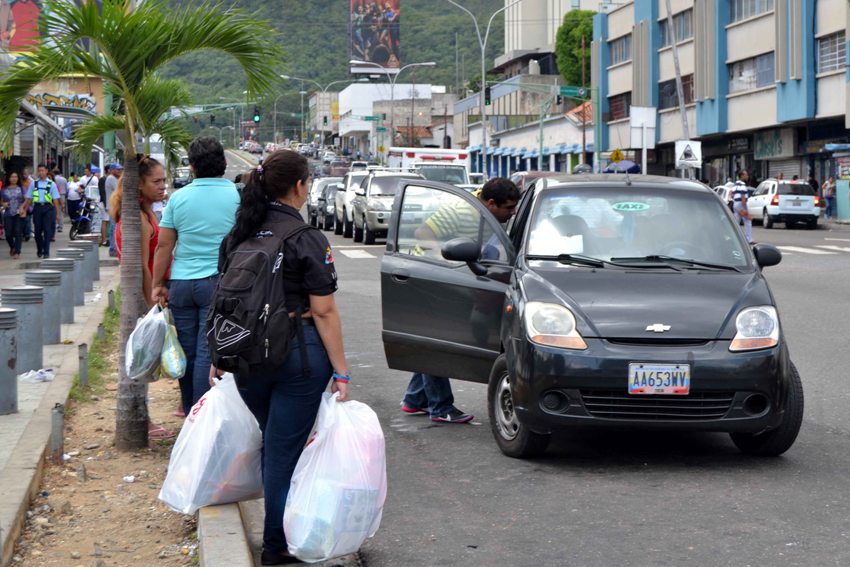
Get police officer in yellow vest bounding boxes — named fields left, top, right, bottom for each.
left=19, top=164, right=61, bottom=258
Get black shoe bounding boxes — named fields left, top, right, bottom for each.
left=57, top=226, right=62, bottom=232
left=431, top=408, right=474, bottom=424
left=261, top=549, right=303, bottom=565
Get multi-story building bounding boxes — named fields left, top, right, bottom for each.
left=592, top=0, right=848, bottom=194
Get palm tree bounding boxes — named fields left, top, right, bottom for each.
left=0, top=0, right=283, bottom=450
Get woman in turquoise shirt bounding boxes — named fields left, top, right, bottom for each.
left=152, top=137, right=240, bottom=416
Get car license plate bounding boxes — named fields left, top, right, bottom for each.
left=628, top=363, right=690, bottom=395
left=792, top=200, right=801, bottom=207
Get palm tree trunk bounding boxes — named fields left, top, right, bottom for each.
left=115, top=154, right=149, bottom=450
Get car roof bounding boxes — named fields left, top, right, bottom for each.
left=370, top=171, right=421, bottom=178
left=542, top=174, right=709, bottom=193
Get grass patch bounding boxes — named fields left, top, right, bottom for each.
left=69, top=289, right=121, bottom=403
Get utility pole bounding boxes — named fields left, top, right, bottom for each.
left=581, top=35, right=587, bottom=166
left=443, top=103, right=449, bottom=148
left=665, top=0, right=690, bottom=177
left=409, top=70, right=416, bottom=147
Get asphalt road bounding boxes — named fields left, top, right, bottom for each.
left=324, top=219, right=850, bottom=567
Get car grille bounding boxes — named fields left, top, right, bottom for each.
left=607, top=338, right=709, bottom=347
left=580, top=390, right=735, bottom=421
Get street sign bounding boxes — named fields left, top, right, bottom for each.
left=560, top=86, right=586, bottom=98
left=378, top=145, right=385, bottom=153
left=365, top=115, right=380, bottom=121
left=675, top=140, right=702, bottom=168
left=610, top=149, right=625, bottom=163
left=376, top=127, right=387, bottom=132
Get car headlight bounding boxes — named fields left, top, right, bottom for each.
left=524, top=301, right=587, bottom=350
left=729, top=306, right=779, bottom=351
left=367, top=199, right=388, bottom=211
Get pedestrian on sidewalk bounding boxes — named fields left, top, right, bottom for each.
left=21, top=166, right=32, bottom=241
left=112, top=155, right=175, bottom=440
left=105, top=163, right=122, bottom=256
left=19, top=164, right=60, bottom=258
left=52, top=167, right=67, bottom=233
left=401, top=177, right=520, bottom=423
left=218, top=149, right=350, bottom=566
left=732, top=169, right=753, bottom=244
left=822, top=175, right=836, bottom=220
left=152, top=137, right=240, bottom=416
left=1, top=171, right=24, bottom=259
left=97, top=164, right=112, bottom=247
left=66, top=172, right=81, bottom=224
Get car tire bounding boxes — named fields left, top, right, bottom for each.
left=763, top=209, right=773, bottom=229
left=363, top=219, right=376, bottom=245
left=334, top=214, right=343, bottom=235
left=309, top=213, right=317, bottom=227
left=807, top=218, right=818, bottom=230
left=488, top=354, right=551, bottom=459
left=343, top=210, right=353, bottom=238
left=784, top=220, right=796, bottom=229
left=730, top=362, right=804, bottom=457
left=353, top=217, right=364, bottom=242
left=323, top=214, right=334, bottom=231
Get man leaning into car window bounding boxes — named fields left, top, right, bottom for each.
left=401, top=178, right=520, bottom=424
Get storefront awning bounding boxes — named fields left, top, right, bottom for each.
left=467, top=144, right=482, bottom=153
left=513, top=147, right=527, bottom=157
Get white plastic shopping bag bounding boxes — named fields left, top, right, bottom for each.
left=159, top=373, right=263, bottom=515
left=125, top=305, right=167, bottom=382
left=284, top=392, right=387, bottom=563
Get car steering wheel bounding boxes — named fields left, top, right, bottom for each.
left=660, top=240, right=708, bottom=259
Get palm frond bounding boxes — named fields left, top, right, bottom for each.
left=134, top=76, right=192, bottom=134
left=69, top=114, right=126, bottom=160
left=147, top=117, right=192, bottom=173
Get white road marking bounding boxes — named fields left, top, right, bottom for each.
left=777, top=246, right=837, bottom=255
left=816, top=245, right=850, bottom=253
left=825, top=238, right=850, bottom=242
left=333, top=245, right=385, bottom=249
left=339, top=249, right=376, bottom=259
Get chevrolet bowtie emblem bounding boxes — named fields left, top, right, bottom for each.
left=646, top=323, right=671, bottom=333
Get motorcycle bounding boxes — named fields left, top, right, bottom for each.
left=69, top=196, right=99, bottom=240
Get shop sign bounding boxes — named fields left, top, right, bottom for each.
left=727, top=137, right=750, bottom=152
left=754, top=128, right=795, bottom=160
left=837, top=156, right=850, bottom=180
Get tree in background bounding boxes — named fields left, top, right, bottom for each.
left=555, top=10, right=595, bottom=88
left=0, top=0, right=282, bottom=450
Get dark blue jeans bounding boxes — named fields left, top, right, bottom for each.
left=4, top=215, right=22, bottom=255
left=169, top=275, right=218, bottom=414
left=32, top=204, right=56, bottom=257
left=403, top=373, right=455, bottom=417
left=238, top=325, right=332, bottom=556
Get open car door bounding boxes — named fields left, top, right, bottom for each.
left=380, top=180, right=515, bottom=384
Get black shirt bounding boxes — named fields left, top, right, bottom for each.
left=268, top=202, right=338, bottom=312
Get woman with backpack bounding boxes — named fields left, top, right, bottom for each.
left=215, top=149, right=350, bottom=566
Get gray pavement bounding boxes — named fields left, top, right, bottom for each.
left=0, top=225, right=119, bottom=566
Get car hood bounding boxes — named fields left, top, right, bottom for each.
left=522, top=265, right=773, bottom=340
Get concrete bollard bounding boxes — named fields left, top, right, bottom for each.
left=67, top=241, right=96, bottom=291
left=40, top=258, right=75, bottom=324
left=108, top=289, right=115, bottom=311
left=78, top=343, right=88, bottom=389
left=0, top=308, right=17, bottom=415
left=24, top=270, right=62, bottom=345
left=97, top=324, right=105, bottom=341
left=50, top=403, right=64, bottom=465
left=55, top=249, right=85, bottom=306
left=0, top=286, right=43, bottom=374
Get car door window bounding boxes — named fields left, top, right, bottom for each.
left=508, top=186, right=536, bottom=251
left=395, top=184, right=509, bottom=264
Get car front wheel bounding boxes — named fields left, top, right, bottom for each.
left=323, top=214, right=334, bottom=231
left=334, top=212, right=343, bottom=235
left=763, top=209, right=773, bottom=229
left=343, top=209, right=353, bottom=238
left=363, top=218, right=376, bottom=244
left=488, top=354, right=550, bottom=459
left=730, top=362, right=804, bottom=457
left=353, top=216, right=364, bottom=242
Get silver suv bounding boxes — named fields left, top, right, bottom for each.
left=351, top=172, right=422, bottom=244
left=334, top=171, right=370, bottom=238
left=746, top=179, right=820, bottom=229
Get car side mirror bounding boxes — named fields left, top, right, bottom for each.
left=355, top=187, right=366, bottom=196
left=752, top=243, right=782, bottom=268
left=336, top=183, right=345, bottom=190
left=442, top=237, right=488, bottom=276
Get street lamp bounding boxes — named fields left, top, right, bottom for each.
left=280, top=75, right=360, bottom=148
left=299, top=90, right=307, bottom=142
left=348, top=60, right=436, bottom=148
left=444, top=0, right=523, bottom=178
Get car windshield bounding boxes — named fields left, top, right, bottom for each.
left=369, top=176, right=417, bottom=196
left=417, top=166, right=467, bottom=185
left=777, top=183, right=814, bottom=196
left=526, top=186, right=751, bottom=269
left=348, top=173, right=367, bottom=187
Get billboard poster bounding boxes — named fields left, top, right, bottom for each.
left=350, top=0, right=400, bottom=74
left=1, top=0, right=102, bottom=53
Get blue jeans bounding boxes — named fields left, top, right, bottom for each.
left=238, top=325, right=332, bottom=556
left=826, top=196, right=836, bottom=219
left=4, top=215, right=22, bottom=255
left=32, top=204, right=56, bottom=257
left=169, top=275, right=218, bottom=414
left=403, top=373, right=455, bottom=417
left=24, top=212, right=32, bottom=238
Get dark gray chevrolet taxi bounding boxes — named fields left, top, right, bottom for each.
left=381, top=175, right=803, bottom=458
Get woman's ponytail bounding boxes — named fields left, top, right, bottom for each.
left=230, top=168, right=268, bottom=245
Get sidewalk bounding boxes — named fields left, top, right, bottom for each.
left=0, top=224, right=120, bottom=567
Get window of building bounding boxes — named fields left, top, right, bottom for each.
left=609, top=35, right=631, bottom=65
left=659, top=9, right=693, bottom=47
left=728, top=52, right=775, bottom=93
left=608, top=92, right=631, bottom=120
left=818, top=32, right=846, bottom=73
left=658, top=75, right=695, bottom=109
left=730, top=0, right=774, bottom=23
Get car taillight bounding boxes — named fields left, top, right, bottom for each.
left=406, top=152, right=416, bottom=158
left=814, top=196, right=821, bottom=206
left=771, top=195, right=779, bottom=206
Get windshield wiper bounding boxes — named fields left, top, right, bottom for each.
left=527, top=253, right=611, bottom=268
left=610, top=255, right=742, bottom=272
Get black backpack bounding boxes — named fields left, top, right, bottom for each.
left=206, top=215, right=312, bottom=374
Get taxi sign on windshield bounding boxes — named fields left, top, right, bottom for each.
left=610, top=149, right=624, bottom=163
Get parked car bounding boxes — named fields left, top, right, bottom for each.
left=350, top=160, right=369, bottom=171
left=510, top=171, right=563, bottom=193
left=334, top=171, right=370, bottom=238
left=381, top=175, right=801, bottom=458
left=469, top=172, right=486, bottom=186
left=317, top=179, right=339, bottom=231
left=322, top=151, right=337, bottom=163
left=329, top=160, right=351, bottom=177
left=714, top=184, right=735, bottom=212
left=307, top=177, right=342, bottom=228
left=746, top=179, right=820, bottom=229
left=172, top=166, right=192, bottom=189
left=351, top=172, right=422, bottom=244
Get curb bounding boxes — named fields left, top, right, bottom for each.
left=0, top=270, right=120, bottom=567
left=198, top=504, right=254, bottom=567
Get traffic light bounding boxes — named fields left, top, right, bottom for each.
left=210, top=114, right=216, bottom=125
left=484, top=86, right=491, bottom=106
left=253, top=107, right=261, bottom=123
left=323, top=115, right=328, bottom=127
left=556, top=95, right=563, bottom=105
